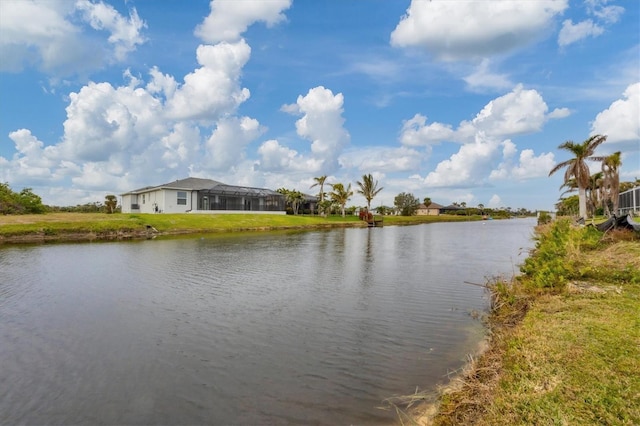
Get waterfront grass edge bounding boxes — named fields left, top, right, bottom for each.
left=405, top=219, right=640, bottom=425
left=0, top=212, right=482, bottom=244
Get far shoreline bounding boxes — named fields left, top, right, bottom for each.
left=0, top=211, right=503, bottom=245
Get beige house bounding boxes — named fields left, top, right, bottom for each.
left=416, top=202, right=443, bottom=216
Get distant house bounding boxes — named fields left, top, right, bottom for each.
left=120, top=177, right=285, bottom=214
left=416, top=202, right=443, bottom=216
left=439, top=204, right=465, bottom=214
left=301, top=193, right=318, bottom=214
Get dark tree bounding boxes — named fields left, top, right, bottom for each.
left=394, top=192, right=419, bottom=216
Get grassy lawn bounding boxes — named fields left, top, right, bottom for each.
left=0, top=211, right=491, bottom=240
left=383, top=214, right=483, bottom=225
left=0, top=212, right=363, bottom=238
left=483, top=279, right=640, bottom=425
left=421, top=220, right=640, bottom=426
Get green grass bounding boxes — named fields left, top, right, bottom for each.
left=483, top=284, right=640, bottom=425
left=383, top=214, right=484, bottom=225
left=0, top=212, right=493, bottom=241
left=0, top=212, right=366, bottom=238
left=426, top=221, right=640, bottom=426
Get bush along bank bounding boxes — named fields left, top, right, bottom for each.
left=414, top=218, right=640, bottom=425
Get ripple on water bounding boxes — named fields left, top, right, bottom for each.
left=0, top=219, right=536, bottom=425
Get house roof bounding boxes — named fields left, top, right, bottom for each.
left=417, top=202, right=444, bottom=209
left=201, top=183, right=282, bottom=197
left=121, top=177, right=283, bottom=198
left=441, top=204, right=464, bottom=210
left=122, top=177, right=224, bottom=195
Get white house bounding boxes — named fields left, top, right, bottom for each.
left=120, top=177, right=286, bottom=214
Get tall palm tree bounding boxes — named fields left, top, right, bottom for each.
left=559, top=177, right=578, bottom=197
left=310, top=175, right=328, bottom=216
left=601, top=151, right=622, bottom=216
left=329, top=182, right=353, bottom=217
left=356, top=174, right=383, bottom=211
left=276, top=188, right=305, bottom=215
left=586, top=172, right=604, bottom=217
left=548, top=134, right=607, bottom=220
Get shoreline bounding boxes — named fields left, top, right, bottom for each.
left=410, top=220, right=640, bottom=425
left=0, top=212, right=492, bottom=245
left=0, top=222, right=365, bottom=244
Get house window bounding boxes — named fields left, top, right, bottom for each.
left=177, top=191, right=187, bottom=205
left=142, top=194, right=145, bottom=204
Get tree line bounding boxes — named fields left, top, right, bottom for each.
left=0, top=182, right=119, bottom=215
left=278, top=173, right=383, bottom=217
left=280, top=175, right=533, bottom=218
left=0, top=182, right=47, bottom=214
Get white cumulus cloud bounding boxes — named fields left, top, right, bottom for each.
left=400, top=114, right=455, bottom=147
left=75, top=0, right=147, bottom=61
left=195, top=0, right=292, bottom=43
left=0, top=0, right=146, bottom=76
left=591, top=82, right=640, bottom=151
left=282, top=86, right=351, bottom=173
left=424, top=132, right=501, bottom=187
left=488, top=194, right=503, bottom=208
left=203, top=116, right=265, bottom=172
left=166, top=41, right=252, bottom=124
left=558, top=19, right=604, bottom=47
left=464, top=59, right=513, bottom=92
left=339, top=146, right=422, bottom=173
left=419, top=85, right=561, bottom=188
left=511, top=150, right=556, bottom=179
left=390, top=0, right=568, bottom=61
left=558, top=1, right=625, bottom=47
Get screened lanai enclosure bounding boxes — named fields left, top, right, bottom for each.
left=618, top=186, right=639, bottom=216
left=198, top=184, right=285, bottom=212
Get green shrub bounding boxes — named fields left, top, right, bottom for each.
left=520, top=219, right=572, bottom=289
left=537, top=211, right=552, bottom=225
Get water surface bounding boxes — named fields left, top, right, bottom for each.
left=0, top=218, right=535, bottom=424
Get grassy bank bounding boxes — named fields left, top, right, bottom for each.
left=0, top=212, right=479, bottom=243
left=411, top=219, right=640, bottom=425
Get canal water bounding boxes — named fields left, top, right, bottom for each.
left=0, top=218, right=535, bottom=425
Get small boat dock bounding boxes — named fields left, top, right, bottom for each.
left=367, top=217, right=384, bottom=227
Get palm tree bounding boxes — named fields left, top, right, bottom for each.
left=277, top=188, right=305, bottom=215
left=548, top=135, right=607, bottom=220
left=559, top=177, right=578, bottom=198
left=329, top=182, right=353, bottom=217
left=310, top=175, right=328, bottom=216
left=601, top=151, right=622, bottom=217
left=586, top=172, right=604, bottom=217
left=356, top=174, right=383, bottom=212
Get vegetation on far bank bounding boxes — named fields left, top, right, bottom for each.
left=0, top=211, right=491, bottom=243
left=404, top=218, right=640, bottom=425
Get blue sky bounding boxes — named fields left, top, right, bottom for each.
left=1, top=0, right=638, bottom=210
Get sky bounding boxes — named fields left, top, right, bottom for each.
left=0, top=0, right=638, bottom=211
